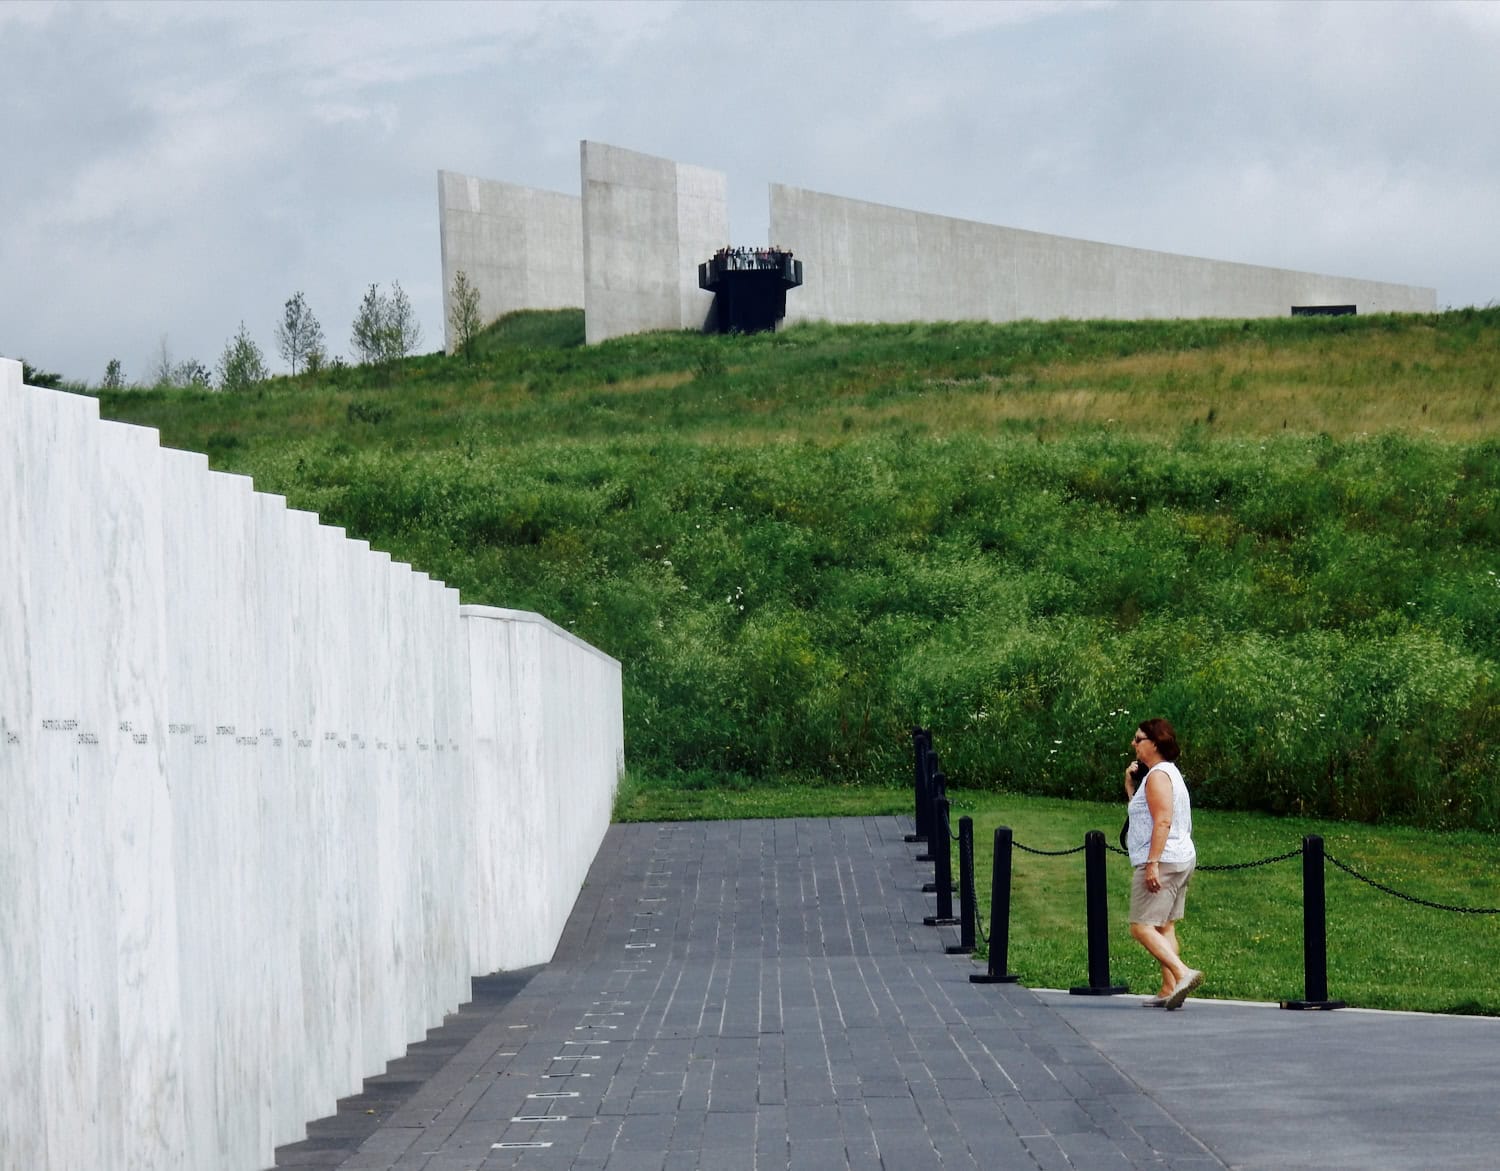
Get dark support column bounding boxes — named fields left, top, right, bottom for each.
left=923, top=789, right=958, bottom=927
left=971, top=826, right=1020, bottom=983
left=1070, top=830, right=1127, bottom=996
left=1281, top=834, right=1346, bottom=1010
left=947, top=816, right=976, bottom=955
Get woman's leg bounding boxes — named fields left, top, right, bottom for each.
left=1130, top=919, right=1191, bottom=989
left=1156, top=922, right=1181, bottom=994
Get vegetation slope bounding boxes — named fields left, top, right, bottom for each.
left=97, top=307, right=1500, bottom=829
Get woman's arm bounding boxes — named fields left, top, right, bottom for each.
left=1142, top=769, right=1174, bottom=887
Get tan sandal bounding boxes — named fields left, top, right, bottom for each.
left=1164, top=969, right=1204, bottom=1010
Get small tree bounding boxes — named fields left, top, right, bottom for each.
left=217, top=321, right=269, bottom=392
left=20, top=359, right=63, bottom=388
left=384, top=280, right=422, bottom=362
left=351, top=283, right=388, bottom=366
left=275, top=291, right=325, bottom=376
left=304, top=340, right=327, bottom=375
left=101, top=358, right=126, bottom=390
left=351, top=280, right=423, bottom=368
left=150, top=335, right=175, bottom=387
left=448, top=269, right=483, bottom=359
left=173, top=359, right=212, bottom=389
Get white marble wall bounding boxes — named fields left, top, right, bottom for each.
left=0, top=359, right=624, bottom=1171
left=461, top=606, right=623, bottom=973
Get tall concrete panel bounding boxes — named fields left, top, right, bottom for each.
left=0, top=356, right=624, bottom=1171
left=581, top=141, right=728, bottom=344
left=770, top=184, right=1436, bottom=325
left=437, top=170, right=583, bottom=352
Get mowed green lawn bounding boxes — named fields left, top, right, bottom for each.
left=615, top=782, right=1500, bottom=1016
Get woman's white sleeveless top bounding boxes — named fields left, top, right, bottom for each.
left=1126, top=761, right=1196, bottom=867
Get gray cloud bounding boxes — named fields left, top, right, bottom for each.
left=2, top=0, right=1494, bottom=385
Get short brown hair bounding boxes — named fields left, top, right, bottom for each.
left=1137, top=718, right=1180, bottom=762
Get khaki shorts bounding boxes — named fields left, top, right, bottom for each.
left=1129, top=861, right=1195, bottom=926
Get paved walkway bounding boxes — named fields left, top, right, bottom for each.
left=274, top=816, right=1500, bottom=1170
left=1031, top=989, right=1500, bottom=1170
left=280, top=818, right=1220, bottom=1170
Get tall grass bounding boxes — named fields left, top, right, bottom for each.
left=97, top=308, right=1500, bottom=828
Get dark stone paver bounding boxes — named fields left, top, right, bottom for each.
left=275, top=817, right=1222, bottom=1170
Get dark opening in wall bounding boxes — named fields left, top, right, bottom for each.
left=1291, top=304, right=1357, bottom=316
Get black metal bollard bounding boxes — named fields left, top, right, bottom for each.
left=1069, top=830, right=1127, bottom=995
left=946, top=816, right=976, bottom=955
left=1281, top=834, right=1346, bottom=1010
left=920, top=765, right=955, bottom=892
left=923, top=789, right=958, bottom=926
left=916, top=748, right=941, bottom=862
left=971, top=826, right=1020, bottom=983
left=906, top=727, right=931, bottom=843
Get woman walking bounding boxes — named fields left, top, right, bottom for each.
left=1123, top=717, right=1203, bottom=1010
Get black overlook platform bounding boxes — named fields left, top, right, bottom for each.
left=699, top=247, right=803, bottom=334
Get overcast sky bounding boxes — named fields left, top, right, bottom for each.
left=3, top=0, right=1497, bottom=384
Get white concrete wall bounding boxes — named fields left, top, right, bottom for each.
left=0, top=359, right=623, bottom=1171
left=437, top=170, right=584, bottom=352
left=581, top=140, right=728, bottom=344
left=769, top=184, right=1436, bottom=325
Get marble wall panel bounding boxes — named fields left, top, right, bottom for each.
left=96, top=420, right=187, bottom=1170
left=366, top=550, right=410, bottom=1061
left=460, top=606, right=622, bottom=967
left=438, top=586, right=473, bottom=1011
left=313, top=524, right=365, bottom=1096
left=459, top=603, right=507, bottom=974
left=205, top=470, right=266, bottom=1162
left=251, top=490, right=306, bottom=1149
left=28, top=385, right=122, bottom=1171
left=0, top=361, right=42, bottom=1169
left=159, top=447, right=219, bottom=1171
left=284, top=509, right=339, bottom=1121
left=340, top=538, right=386, bottom=1078
left=388, top=564, right=423, bottom=1040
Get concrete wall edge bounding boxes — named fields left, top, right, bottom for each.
left=459, top=603, right=621, bottom=669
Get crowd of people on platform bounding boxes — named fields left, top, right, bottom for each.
left=711, top=245, right=795, bottom=272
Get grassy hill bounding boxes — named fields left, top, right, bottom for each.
left=97, top=308, right=1500, bottom=829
